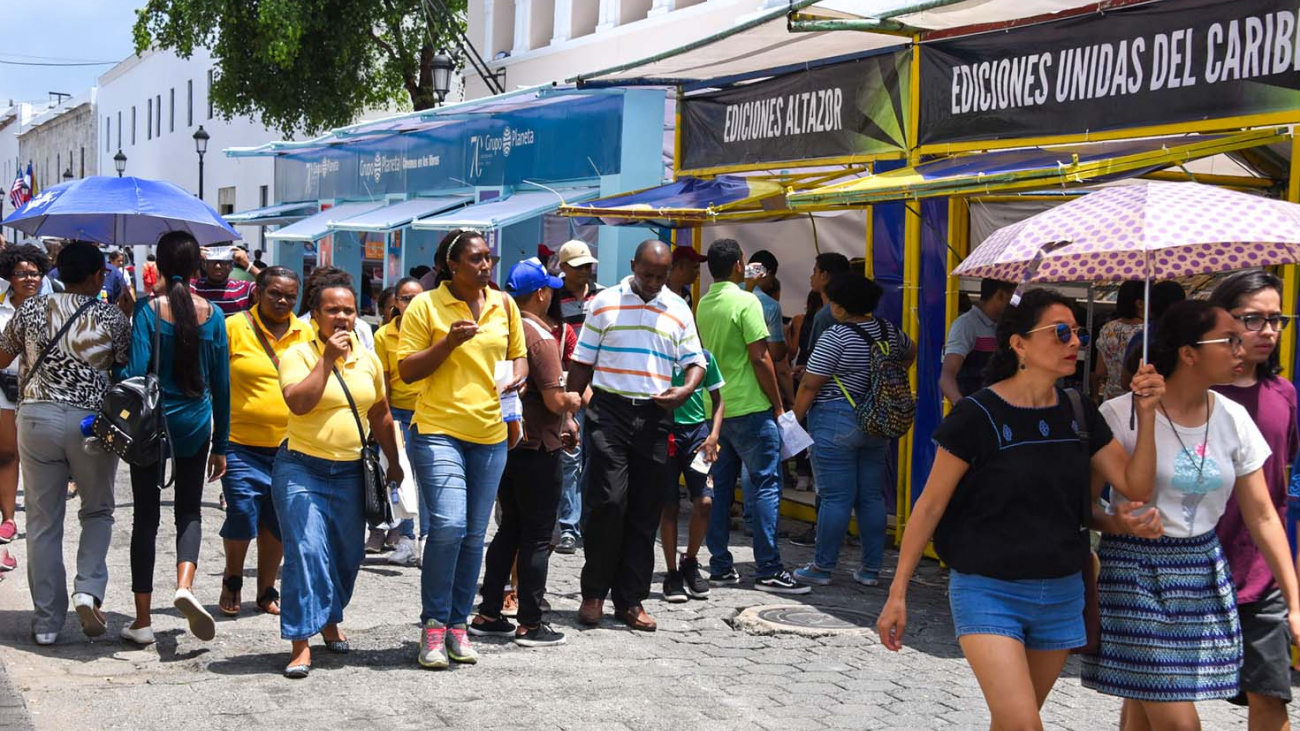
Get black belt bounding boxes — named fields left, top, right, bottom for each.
left=593, top=388, right=658, bottom=408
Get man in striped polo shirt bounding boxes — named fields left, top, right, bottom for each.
left=567, top=240, right=705, bottom=632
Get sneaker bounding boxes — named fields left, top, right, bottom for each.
left=383, top=528, right=401, bottom=551
left=709, top=567, right=741, bottom=585
left=468, top=614, right=516, bottom=637
left=33, top=631, right=57, bottom=646
left=173, top=588, right=216, bottom=641
left=793, top=564, right=834, bottom=586
left=662, top=570, right=688, bottom=603
left=446, top=624, right=478, bottom=664
left=789, top=526, right=817, bottom=547
left=0, top=549, right=15, bottom=572
left=514, top=623, right=566, bottom=648
left=0, top=519, right=16, bottom=544
left=120, top=624, right=155, bottom=646
left=501, top=590, right=519, bottom=618
left=387, top=537, right=417, bottom=567
left=679, top=555, right=710, bottom=599
left=555, top=533, right=578, bottom=555
left=364, top=529, right=386, bottom=555
left=418, top=620, right=449, bottom=669
left=852, top=568, right=880, bottom=587
left=755, top=570, right=812, bottom=595
left=72, top=592, right=107, bottom=637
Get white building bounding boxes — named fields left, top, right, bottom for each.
left=466, top=0, right=780, bottom=98
left=0, top=103, right=35, bottom=242
left=96, top=49, right=277, bottom=251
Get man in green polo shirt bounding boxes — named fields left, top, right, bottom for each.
left=695, top=239, right=809, bottom=596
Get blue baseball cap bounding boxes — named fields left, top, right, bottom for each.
left=506, top=257, right=563, bottom=296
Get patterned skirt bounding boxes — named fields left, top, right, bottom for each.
left=1080, top=531, right=1242, bottom=702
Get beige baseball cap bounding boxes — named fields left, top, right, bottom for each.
left=558, top=240, right=598, bottom=268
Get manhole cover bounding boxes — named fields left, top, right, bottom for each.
left=733, top=604, right=879, bottom=639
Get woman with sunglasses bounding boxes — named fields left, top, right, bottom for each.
left=398, top=229, right=526, bottom=669
left=1206, top=271, right=1298, bottom=730
left=878, top=288, right=1164, bottom=730
left=374, top=277, right=426, bottom=567
left=1085, top=299, right=1300, bottom=729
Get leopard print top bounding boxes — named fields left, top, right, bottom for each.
left=0, top=294, right=131, bottom=408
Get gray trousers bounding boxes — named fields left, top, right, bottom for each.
left=19, top=402, right=119, bottom=634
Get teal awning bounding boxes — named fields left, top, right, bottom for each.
left=411, top=189, right=599, bottom=231
left=328, top=195, right=472, bottom=233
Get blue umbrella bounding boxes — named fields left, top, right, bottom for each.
left=1, top=176, right=241, bottom=245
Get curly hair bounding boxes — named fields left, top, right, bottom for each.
left=305, top=268, right=355, bottom=312
left=0, top=244, right=51, bottom=281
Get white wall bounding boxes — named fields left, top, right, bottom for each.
left=0, top=104, right=34, bottom=242
left=96, top=50, right=276, bottom=250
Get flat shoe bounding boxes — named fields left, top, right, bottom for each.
left=120, top=625, right=156, bottom=646
left=324, top=639, right=350, bottom=654
left=71, top=592, right=106, bottom=638
left=283, top=664, right=310, bottom=679
left=173, top=588, right=216, bottom=641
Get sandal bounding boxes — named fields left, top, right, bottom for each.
left=256, top=586, right=281, bottom=616
left=219, top=576, right=243, bottom=617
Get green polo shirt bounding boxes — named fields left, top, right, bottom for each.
left=695, top=281, right=773, bottom=418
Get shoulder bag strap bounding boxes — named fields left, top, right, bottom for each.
left=1065, top=387, right=1092, bottom=529
left=329, top=357, right=368, bottom=450
left=21, top=297, right=99, bottom=393
left=149, top=301, right=176, bottom=490
left=243, top=311, right=280, bottom=369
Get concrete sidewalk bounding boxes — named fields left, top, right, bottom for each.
left=0, top=469, right=1269, bottom=730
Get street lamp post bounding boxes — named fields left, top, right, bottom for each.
left=432, top=50, right=453, bottom=104
left=192, top=125, right=210, bottom=199
left=114, top=149, right=127, bottom=177
left=62, top=168, right=73, bottom=182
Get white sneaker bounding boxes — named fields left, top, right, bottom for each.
left=33, top=631, right=57, bottom=646
left=72, top=592, right=107, bottom=637
left=387, top=537, right=417, bottom=567
left=173, top=588, right=216, bottom=641
left=120, top=624, right=156, bottom=646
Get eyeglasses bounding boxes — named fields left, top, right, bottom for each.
left=1027, top=322, right=1091, bottom=347
left=1197, top=334, right=1245, bottom=351
left=10, top=270, right=41, bottom=280
left=1234, top=314, right=1292, bottom=332
left=397, top=294, right=418, bottom=303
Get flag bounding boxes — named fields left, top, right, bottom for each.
left=25, top=162, right=35, bottom=198
left=8, top=167, right=29, bottom=210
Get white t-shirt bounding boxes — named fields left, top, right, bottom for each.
left=1101, top=392, right=1270, bottom=538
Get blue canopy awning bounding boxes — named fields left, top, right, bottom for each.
left=224, top=201, right=319, bottom=227
left=328, top=195, right=472, bottom=233
left=266, top=201, right=386, bottom=242
left=412, top=188, right=599, bottom=231
left=558, top=176, right=785, bottom=226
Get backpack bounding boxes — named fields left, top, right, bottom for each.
left=93, top=301, right=174, bottom=483
left=832, top=320, right=915, bottom=440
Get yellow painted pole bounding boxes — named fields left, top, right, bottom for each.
left=864, top=161, right=875, bottom=279
left=897, top=39, right=923, bottom=544
left=1280, top=133, right=1300, bottom=380
left=945, top=197, right=969, bottom=417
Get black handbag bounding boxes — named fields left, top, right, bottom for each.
left=0, top=372, right=19, bottom=403
left=93, top=301, right=175, bottom=487
left=333, top=364, right=390, bottom=525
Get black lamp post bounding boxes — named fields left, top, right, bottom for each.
left=62, top=168, right=73, bottom=182
left=114, top=149, right=127, bottom=177
left=192, top=125, right=210, bottom=199
left=432, top=50, right=453, bottom=104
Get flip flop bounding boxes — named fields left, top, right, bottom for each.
left=219, top=576, right=243, bottom=617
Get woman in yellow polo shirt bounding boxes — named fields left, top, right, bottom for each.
left=374, top=276, right=425, bottom=567
left=398, top=229, right=526, bottom=670
left=274, top=270, right=403, bottom=679
left=218, top=266, right=314, bottom=618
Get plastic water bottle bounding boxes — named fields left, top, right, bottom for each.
left=79, top=415, right=104, bottom=456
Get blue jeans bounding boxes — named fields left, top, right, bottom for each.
left=949, top=570, right=1085, bottom=650
left=219, top=443, right=281, bottom=541
left=706, top=410, right=784, bottom=578
left=271, top=448, right=364, bottom=641
left=557, top=407, right=585, bottom=539
left=390, top=408, right=427, bottom=540
left=410, top=432, right=508, bottom=625
left=808, top=400, right=888, bottom=572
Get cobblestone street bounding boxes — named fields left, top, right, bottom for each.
left=0, top=473, right=1278, bottom=730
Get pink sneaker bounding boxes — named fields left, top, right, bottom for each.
left=0, top=520, right=16, bottom=544
left=0, top=549, right=16, bottom=572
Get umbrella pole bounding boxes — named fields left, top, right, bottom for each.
left=1142, top=276, right=1151, bottom=365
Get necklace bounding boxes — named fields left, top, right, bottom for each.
left=1158, top=394, right=1211, bottom=486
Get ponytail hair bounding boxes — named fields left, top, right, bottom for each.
left=155, top=231, right=205, bottom=398
left=433, top=229, right=483, bottom=286
left=983, top=288, right=1076, bottom=385
left=1149, top=300, right=1223, bottom=379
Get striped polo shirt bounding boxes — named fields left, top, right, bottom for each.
left=573, top=276, right=706, bottom=399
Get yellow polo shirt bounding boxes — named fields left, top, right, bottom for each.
left=279, top=333, right=385, bottom=461
left=225, top=309, right=315, bottom=448
left=397, top=284, right=525, bottom=444
left=375, top=320, right=420, bottom=411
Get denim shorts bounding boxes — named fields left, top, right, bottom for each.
left=670, top=421, right=714, bottom=502
left=948, top=570, right=1086, bottom=651
left=219, top=443, right=281, bottom=541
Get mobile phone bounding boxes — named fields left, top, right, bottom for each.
left=744, top=262, right=766, bottom=280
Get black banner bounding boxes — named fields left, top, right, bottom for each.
left=680, top=52, right=909, bottom=171
left=920, top=0, right=1300, bottom=146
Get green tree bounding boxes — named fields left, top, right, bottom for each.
left=134, top=0, right=466, bottom=138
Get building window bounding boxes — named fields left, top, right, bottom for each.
left=207, top=69, right=214, bottom=119
left=131, top=106, right=136, bottom=145
left=56, top=154, right=60, bottom=180
left=156, top=94, right=162, bottom=137
left=217, top=186, right=236, bottom=216
left=117, top=111, right=122, bottom=148
left=80, top=147, right=84, bottom=178
left=187, top=80, right=193, bottom=126
left=146, top=99, right=152, bottom=140
left=169, top=88, right=175, bottom=132
left=105, top=117, right=111, bottom=152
